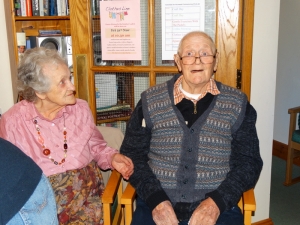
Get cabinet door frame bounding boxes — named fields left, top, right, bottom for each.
left=71, top=0, right=255, bottom=121
left=4, top=0, right=255, bottom=121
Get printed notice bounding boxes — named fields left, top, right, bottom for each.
left=161, top=0, right=205, bottom=60
left=100, top=0, right=142, bottom=60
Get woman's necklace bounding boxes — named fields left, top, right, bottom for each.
left=33, top=118, right=68, bottom=165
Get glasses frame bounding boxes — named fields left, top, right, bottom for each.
left=179, top=54, right=216, bottom=65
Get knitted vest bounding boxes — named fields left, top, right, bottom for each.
left=141, top=78, right=247, bottom=203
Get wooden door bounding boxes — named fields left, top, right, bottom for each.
left=216, top=0, right=254, bottom=99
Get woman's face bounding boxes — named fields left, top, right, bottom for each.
left=41, top=63, right=76, bottom=107
left=174, top=33, right=218, bottom=93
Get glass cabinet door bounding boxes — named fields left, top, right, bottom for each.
left=90, top=0, right=149, bottom=67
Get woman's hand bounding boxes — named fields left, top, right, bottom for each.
left=111, top=153, right=134, bottom=180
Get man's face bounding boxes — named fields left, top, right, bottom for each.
left=174, top=33, right=218, bottom=93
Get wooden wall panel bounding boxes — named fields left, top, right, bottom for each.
left=69, top=0, right=96, bottom=118
left=216, top=0, right=240, bottom=88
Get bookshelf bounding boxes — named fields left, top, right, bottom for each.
left=8, top=0, right=71, bottom=64
left=6, top=0, right=255, bottom=133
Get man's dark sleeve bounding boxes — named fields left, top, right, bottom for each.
left=120, top=99, right=170, bottom=211
left=205, top=102, right=263, bottom=212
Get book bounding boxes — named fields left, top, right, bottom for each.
left=61, top=0, right=66, bottom=16
left=20, top=0, right=27, bottom=16
left=65, top=0, right=70, bottom=15
left=49, top=0, right=57, bottom=16
left=96, top=109, right=132, bottom=121
left=96, top=104, right=131, bottom=112
left=32, top=0, right=39, bottom=16
left=97, top=114, right=131, bottom=121
left=92, top=0, right=99, bottom=16
left=14, top=0, right=22, bottom=16
left=97, top=108, right=132, bottom=116
left=39, top=0, right=44, bottom=16
left=38, top=29, right=62, bottom=36
left=43, top=0, right=49, bottom=16
left=26, top=0, right=32, bottom=16
left=56, top=0, right=62, bottom=16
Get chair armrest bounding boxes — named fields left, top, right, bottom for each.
left=121, top=183, right=136, bottom=225
left=121, top=183, right=136, bottom=205
left=102, top=170, right=122, bottom=204
left=242, top=188, right=256, bottom=225
left=243, top=188, right=256, bottom=211
left=288, top=106, right=300, bottom=114
left=102, top=170, right=122, bottom=225
left=288, top=106, right=300, bottom=138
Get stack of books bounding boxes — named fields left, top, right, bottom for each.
left=15, top=0, right=70, bottom=17
left=96, top=104, right=132, bottom=121
left=38, top=29, right=62, bottom=36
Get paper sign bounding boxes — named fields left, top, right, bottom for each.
left=161, top=0, right=205, bottom=60
left=100, top=0, right=142, bottom=60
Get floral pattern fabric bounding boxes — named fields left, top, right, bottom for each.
left=48, top=161, right=105, bottom=225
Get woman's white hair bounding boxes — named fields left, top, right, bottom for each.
left=17, top=47, right=68, bottom=102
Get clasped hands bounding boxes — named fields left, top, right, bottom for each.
left=111, top=153, right=134, bottom=180
left=152, top=198, right=220, bottom=225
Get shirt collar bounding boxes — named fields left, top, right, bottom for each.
left=23, top=100, right=70, bottom=121
left=173, top=75, right=220, bottom=105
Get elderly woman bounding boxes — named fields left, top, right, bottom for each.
left=0, top=47, right=134, bottom=225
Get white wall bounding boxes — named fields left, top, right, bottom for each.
left=273, top=0, right=300, bottom=144
left=0, top=0, right=281, bottom=222
left=251, top=0, right=280, bottom=222
left=0, top=0, right=15, bottom=113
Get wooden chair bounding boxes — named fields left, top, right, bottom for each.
left=120, top=185, right=256, bottom=225
left=284, top=106, right=300, bottom=186
left=98, top=126, right=257, bottom=225
left=97, top=126, right=128, bottom=225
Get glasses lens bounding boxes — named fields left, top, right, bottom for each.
left=182, top=57, right=194, bottom=64
left=181, top=56, right=214, bottom=64
left=201, top=56, right=213, bottom=64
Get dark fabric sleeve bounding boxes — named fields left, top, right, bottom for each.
left=120, top=99, right=170, bottom=211
left=205, top=102, right=263, bottom=212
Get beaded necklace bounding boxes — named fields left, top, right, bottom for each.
left=33, top=118, right=68, bottom=165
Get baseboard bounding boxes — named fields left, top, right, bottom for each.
left=272, top=140, right=300, bottom=166
left=252, top=218, right=274, bottom=225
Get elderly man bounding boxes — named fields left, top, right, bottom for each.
left=120, top=31, right=263, bottom=225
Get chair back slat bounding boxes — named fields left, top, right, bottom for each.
left=298, top=113, right=300, bottom=130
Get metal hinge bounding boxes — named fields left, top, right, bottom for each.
left=236, top=69, right=242, bottom=89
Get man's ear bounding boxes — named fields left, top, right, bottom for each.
left=213, top=52, right=219, bottom=72
left=174, top=54, right=182, bottom=72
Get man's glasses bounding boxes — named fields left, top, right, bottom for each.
left=179, top=54, right=216, bottom=65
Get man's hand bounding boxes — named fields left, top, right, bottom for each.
left=152, top=201, right=178, bottom=225
left=111, top=153, right=134, bottom=180
left=188, top=197, right=220, bottom=225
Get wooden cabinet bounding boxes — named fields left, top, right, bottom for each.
left=7, top=1, right=71, bottom=65
left=5, top=0, right=255, bottom=131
